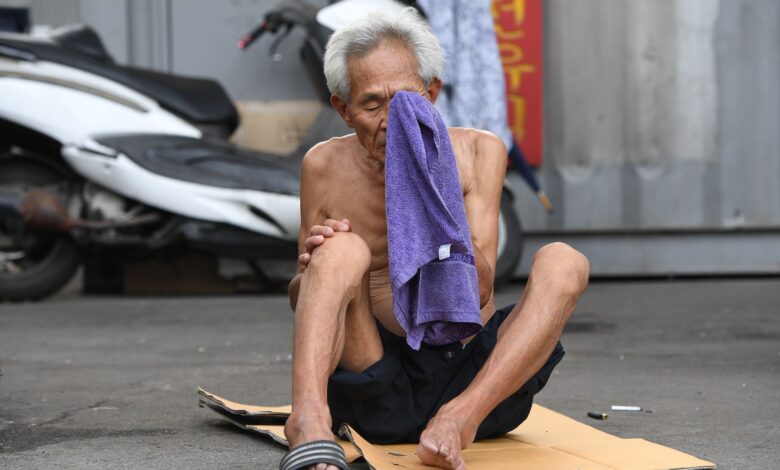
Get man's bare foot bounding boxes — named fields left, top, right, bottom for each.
left=284, top=404, right=340, bottom=470
left=416, top=403, right=478, bottom=470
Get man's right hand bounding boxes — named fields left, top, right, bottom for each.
left=297, top=218, right=351, bottom=274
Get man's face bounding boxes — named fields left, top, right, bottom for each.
left=331, top=40, right=441, bottom=162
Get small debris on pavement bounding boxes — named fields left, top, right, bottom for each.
left=611, top=405, right=640, bottom=411
left=611, top=405, right=654, bottom=413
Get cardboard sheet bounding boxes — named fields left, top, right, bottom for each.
left=198, top=388, right=715, bottom=470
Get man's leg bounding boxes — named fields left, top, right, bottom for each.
left=417, top=242, right=589, bottom=470
left=284, top=232, right=384, bottom=470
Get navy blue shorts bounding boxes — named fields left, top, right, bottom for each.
left=327, top=303, right=565, bottom=444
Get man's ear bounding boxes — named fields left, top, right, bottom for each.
left=330, top=95, right=354, bottom=129
left=427, top=77, right=443, bottom=104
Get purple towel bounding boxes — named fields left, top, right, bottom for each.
left=385, top=91, right=482, bottom=350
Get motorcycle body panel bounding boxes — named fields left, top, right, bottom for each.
left=0, top=43, right=300, bottom=244
left=62, top=141, right=300, bottom=240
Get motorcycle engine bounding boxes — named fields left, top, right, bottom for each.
left=82, top=183, right=128, bottom=221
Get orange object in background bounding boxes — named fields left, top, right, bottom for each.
left=492, top=0, right=543, bottom=167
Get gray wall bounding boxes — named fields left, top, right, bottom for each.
left=510, top=0, right=780, bottom=235
left=168, top=0, right=326, bottom=101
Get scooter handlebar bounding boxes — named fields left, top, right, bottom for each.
left=238, top=7, right=311, bottom=51
left=237, top=22, right=269, bottom=50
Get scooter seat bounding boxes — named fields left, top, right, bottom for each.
left=50, top=24, right=113, bottom=63
left=0, top=26, right=239, bottom=134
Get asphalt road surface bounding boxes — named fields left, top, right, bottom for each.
left=1, top=279, right=778, bottom=469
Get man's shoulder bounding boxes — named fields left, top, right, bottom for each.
left=447, top=127, right=506, bottom=196
left=302, top=134, right=357, bottom=175
left=447, top=127, right=507, bottom=175
left=448, top=128, right=506, bottom=153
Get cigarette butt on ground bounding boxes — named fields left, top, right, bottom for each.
left=611, top=405, right=642, bottom=411
left=587, top=411, right=608, bottom=420
left=610, top=405, right=655, bottom=413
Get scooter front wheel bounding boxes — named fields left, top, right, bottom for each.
left=0, top=156, right=81, bottom=302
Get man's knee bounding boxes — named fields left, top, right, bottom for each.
left=308, top=232, right=372, bottom=277
left=532, top=242, right=589, bottom=293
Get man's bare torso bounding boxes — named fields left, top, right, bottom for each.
left=302, top=127, right=503, bottom=337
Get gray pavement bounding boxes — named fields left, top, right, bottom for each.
left=0, top=279, right=778, bottom=469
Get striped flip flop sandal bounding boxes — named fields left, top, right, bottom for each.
left=279, top=440, right=349, bottom=470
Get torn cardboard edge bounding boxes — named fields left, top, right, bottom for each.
left=197, top=388, right=364, bottom=463
left=197, top=387, right=716, bottom=470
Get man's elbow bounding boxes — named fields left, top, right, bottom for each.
left=479, top=287, right=492, bottom=308
left=478, top=268, right=494, bottom=307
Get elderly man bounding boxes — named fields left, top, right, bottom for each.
left=280, top=9, right=589, bottom=470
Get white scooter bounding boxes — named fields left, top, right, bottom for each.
left=0, top=18, right=309, bottom=300
left=0, top=0, right=521, bottom=302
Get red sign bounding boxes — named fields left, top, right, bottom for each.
left=492, top=0, right=544, bottom=167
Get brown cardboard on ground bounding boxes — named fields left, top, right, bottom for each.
left=197, top=388, right=715, bottom=470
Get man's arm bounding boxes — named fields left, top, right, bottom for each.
left=288, top=144, right=329, bottom=311
left=463, top=131, right=507, bottom=307
left=288, top=141, right=356, bottom=310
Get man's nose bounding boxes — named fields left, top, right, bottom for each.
left=379, top=106, right=389, bottom=130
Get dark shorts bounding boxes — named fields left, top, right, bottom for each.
left=327, top=303, right=565, bottom=444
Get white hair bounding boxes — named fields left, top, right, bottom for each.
left=323, top=7, right=444, bottom=100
